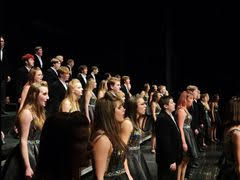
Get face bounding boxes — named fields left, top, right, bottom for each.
left=186, top=94, right=194, bottom=107
left=111, top=81, right=121, bottom=92
left=192, top=89, right=198, bottom=100
left=115, top=101, right=125, bottom=123
left=136, top=98, right=146, bottom=116
left=153, top=85, right=157, bottom=91
left=62, top=73, right=70, bottom=82
left=0, top=37, right=5, bottom=49
left=126, top=78, right=130, bottom=84
left=160, top=86, right=166, bottom=94
left=83, top=68, right=88, bottom=75
left=203, top=94, right=209, bottom=102
left=27, top=58, right=34, bottom=67
left=35, top=70, right=43, bottom=82
left=54, top=61, right=61, bottom=70
left=94, top=68, right=99, bottom=74
left=38, top=86, right=49, bottom=107
left=73, top=82, right=83, bottom=97
left=165, top=98, right=175, bottom=113
left=37, top=48, right=43, bottom=56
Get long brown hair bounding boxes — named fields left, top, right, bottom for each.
left=125, top=94, right=144, bottom=129
left=18, top=81, right=48, bottom=129
left=91, top=92, right=126, bottom=154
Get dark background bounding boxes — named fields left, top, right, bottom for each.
left=2, top=3, right=240, bottom=105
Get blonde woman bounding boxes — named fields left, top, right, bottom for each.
left=59, top=79, right=83, bottom=112
left=2, top=81, right=49, bottom=180
left=97, top=80, right=108, bottom=99
left=81, top=77, right=97, bottom=123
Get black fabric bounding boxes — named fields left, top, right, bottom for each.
left=155, top=111, right=182, bottom=169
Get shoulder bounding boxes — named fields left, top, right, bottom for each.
left=121, top=118, right=133, bottom=132
left=232, top=129, right=240, bottom=141
left=62, top=98, right=71, bottom=105
left=93, top=134, right=112, bottom=148
left=19, top=108, right=33, bottom=122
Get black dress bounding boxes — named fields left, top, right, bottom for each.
left=127, top=128, right=152, bottom=180
left=218, top=128, right=240, bottom=180
left=93, top=134, right=129, bottom=180
left=1, top=122, right=41, bottom=180
left=182, top=109, right=199, bottom=159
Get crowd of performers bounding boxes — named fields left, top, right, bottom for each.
left=1, top=36, right=240, bottom=180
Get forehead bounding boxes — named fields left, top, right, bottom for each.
left=39, top=86, right=48, bottom=93
left=137, top=97, right=144, bottom=103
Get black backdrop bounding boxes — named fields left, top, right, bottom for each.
left=2, top=3, right=240, bottom=104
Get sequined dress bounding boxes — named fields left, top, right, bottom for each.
left=127, top=128, right=152, bottom=180
left=1, top=122, right=41, bottom=180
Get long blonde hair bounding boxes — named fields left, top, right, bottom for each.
left=59, top=79, right=81, bottom=112
left=18, top=81, right=48, bottom=129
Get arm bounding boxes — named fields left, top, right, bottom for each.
left=120, top=118, right=133, bottom=145
left=97, top=91, right=104, bottom=99
left=84, top=91, right=91, bottom=123
left=151, top=102, right=157, bottom=121
left=19, top=109, right=34, bottom=178
left=19, top=85, right=30, bottom=111
left=93, top=135, right=111, bottom=180
left=232, top=131, right=240, bottom=177
left=177, top=109, right=188, bottom=152
left=124, top=159, right=133, bottom=180
left=210, top=103, right=215, bottom=122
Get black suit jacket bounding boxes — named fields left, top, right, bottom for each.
left=16, top=66, right=29, bottom=99
left=77, top=73, right=87, bottom=89
left=34, top=54, right=46, bottom=71
left=47, top=80, right=67, bottom=115
left=189, top=100, right=200, bottom=130
left=121, top=85, right=131, bottom=100
left=44, top=68, right=59, bottom=87
left=0, top=49, right=9, bottom=81
left=155, top=111, right=182, bottom=169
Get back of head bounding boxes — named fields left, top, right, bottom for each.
left=159, top=95, right=173, bottom=110
left=224, top=96, right=240, bottom=129
left=35, top=111, right=90, bottom=180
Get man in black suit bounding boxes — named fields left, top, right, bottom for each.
left=16, top=53, right=35, bottom=102
left=77, top=65, right=88, bottom=88
left=46, top=66, right=69, bottom=115
left=121, top=76, right=132, bottom=100
left=43, top=58, right=61, bottom=89
left=0, top=36, right=11, bottom=115
left=34, top=46, right=45, bottom=71
left=155, top=96, right=182, bottom=180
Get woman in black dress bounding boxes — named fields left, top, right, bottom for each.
left=1, top=81, right=48, bottom=180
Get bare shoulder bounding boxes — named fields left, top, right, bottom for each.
left=19, top=108, right=32, bottom=118
left=93, top=134, right=112, bottom=150
left=232, top=129, right=240, bottom=142
left=19, top=108, right=33, bottom=123
left=121, top=118, right=133, bottom=131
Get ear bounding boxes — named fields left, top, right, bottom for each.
left=163, top=104, right=168, bottom=110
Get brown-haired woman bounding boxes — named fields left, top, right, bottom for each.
left=1, top=81, right=49, bottom=180
left=91, top=92, right=132, bottom=180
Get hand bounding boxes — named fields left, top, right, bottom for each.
left=128, top=174, right=133, bottom=180
left=200, top=124, right=204, bottom=128
left=1, top=131, right=5, bottom=139
left=25, top=167, right=33, bottom=179
left=183, top=143, right=188, bottom=152
left=169, top=162, right=176, bottom=171
left=7, top=76, right=11, bottom=82
left=194, top=129, right=199, bottom=135
left=18, top=98, right=21, bottom=104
